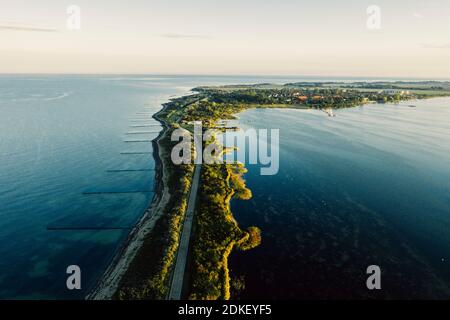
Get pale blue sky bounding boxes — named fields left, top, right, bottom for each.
left=1, top=0, right=449, bottom=77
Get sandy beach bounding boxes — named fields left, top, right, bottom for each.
left=86, top=105, right=171, bottom=300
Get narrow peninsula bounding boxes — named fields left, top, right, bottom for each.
left=88, top=80, right=450, bottom=300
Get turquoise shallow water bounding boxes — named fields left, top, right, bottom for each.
left=229, top=99, right=450, bottom=299
left=0, top=76, right=168, bottom=299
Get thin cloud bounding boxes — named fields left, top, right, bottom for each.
left=157, top=33, right=210, bottom=39
left=0, top=24, right=57, bottom=33
left=421, top=43, right=450, bottom=49
left=412, top=13, right=424, bottom=19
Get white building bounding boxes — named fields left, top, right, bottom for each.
left=383, top=89, right=410, bottom=95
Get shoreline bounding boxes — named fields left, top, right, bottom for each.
left=86, top=86, right=450, bottom=300
left=86, top=101, right=172, bottom=300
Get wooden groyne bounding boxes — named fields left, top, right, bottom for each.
left=47, top=226, right=131, bottom=231
left=82, top=190, right=153, bottom=195
left=106, top=169, right=155, bottom=172
left=123, top=140, right=153, bottom=143
left=126, top=131, right=160, bottom=135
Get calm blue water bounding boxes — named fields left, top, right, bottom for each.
left=2, top=75, right=450, bottom=299
left=230, top=99, right=450, bottom=299
left=0, top=75, right=310, bottom=299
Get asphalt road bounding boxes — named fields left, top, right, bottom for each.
left=168, top=164, right=202, bottom=300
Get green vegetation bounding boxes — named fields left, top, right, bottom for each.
left=181, top=101, right=247, bottom=127
left=238, top=226, right=262, bottom=251
left=116, top=129, right=194, bottom=299
left=229, top=164, right=253, bottom=200
left=195, top=80, right=450, bottom=110
left=157, top=94, right=203, bottom=125
left=189, top=163, right=260, bottom=300
left=197, top=87, right=413, bottom=109
left=115, top=80, right=450, bottom=300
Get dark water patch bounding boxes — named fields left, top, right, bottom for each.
left=229, top=102, right=450, bottom=299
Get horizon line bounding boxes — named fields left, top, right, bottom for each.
left=0, top=72, right=450, bottom=81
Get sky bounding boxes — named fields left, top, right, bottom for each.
left=0, top=0, right=449, bottom=77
